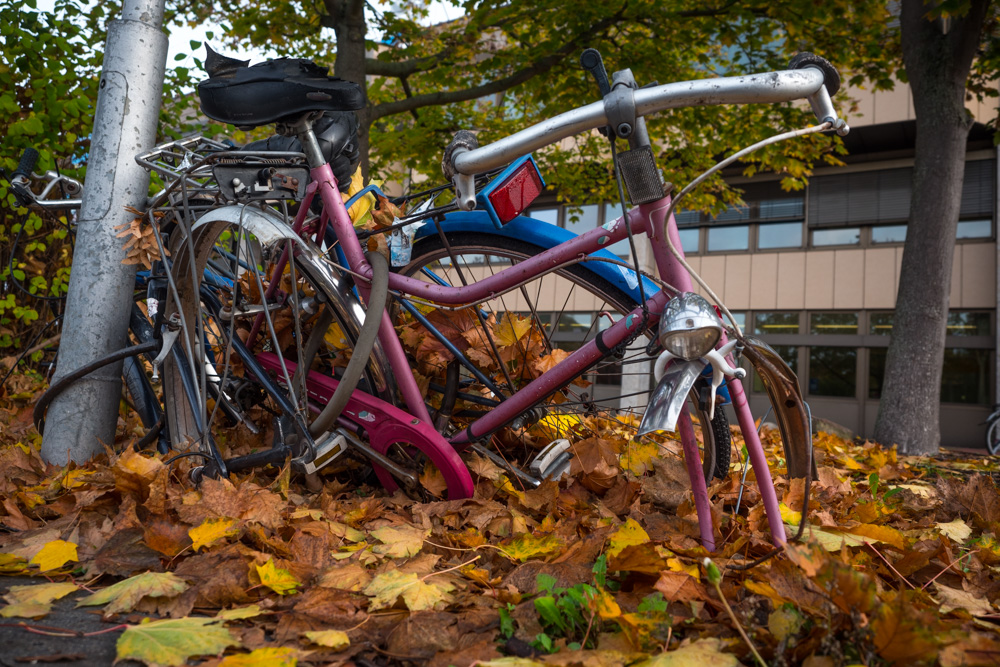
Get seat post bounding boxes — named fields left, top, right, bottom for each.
left=278, top=112, right=326, bottom=169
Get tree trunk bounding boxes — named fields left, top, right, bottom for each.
left=873, top=0, right=989, bottom=455
left=326, top=0, right=372, bottom=179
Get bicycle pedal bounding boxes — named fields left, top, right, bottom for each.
left=300, top=432, right=348, bottom=474
left=529, top=439, right=572, bottom=480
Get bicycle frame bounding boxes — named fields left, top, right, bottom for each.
left=301, top=161, right=785, bottom=551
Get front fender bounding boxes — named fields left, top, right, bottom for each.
left=638, top=359, right=707, bottom=436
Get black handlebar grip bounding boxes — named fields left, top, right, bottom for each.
left=788, top=52, right=841, bottom=97
left=580, top=48, right=611, bottom=97
left=13, top=147, right=39, bottom=179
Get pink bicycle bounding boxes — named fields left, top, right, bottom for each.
left=150, top=49, right=847, bottom=551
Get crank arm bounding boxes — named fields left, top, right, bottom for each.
left=339, top=429, right=420, bottom=490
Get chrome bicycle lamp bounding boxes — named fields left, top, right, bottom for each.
left=658, top=292, right=723, bottom=361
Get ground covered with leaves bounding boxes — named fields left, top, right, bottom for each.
left=2, top=370, right=1000, bottom=667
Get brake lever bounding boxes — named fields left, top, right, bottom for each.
left=580, top=49, right=612, bottom=137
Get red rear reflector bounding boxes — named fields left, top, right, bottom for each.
left=488, top=160, right=543, bottom=224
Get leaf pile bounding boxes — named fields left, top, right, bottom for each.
left=2, top=370, right=1000, bottom=666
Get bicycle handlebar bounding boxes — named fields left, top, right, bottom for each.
left=451, top=66, right=845, bottom=177
left=13, top=148, right=38, bottom=180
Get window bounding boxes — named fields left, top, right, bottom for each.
left=759, top=198, right=804, bottom=219
left=754, top=312, right=799, bottom=334
left=872, top=225, right=907, bottom=243
left=753, top=345, right=797, bottom=393
left=941, top=348, right=990, bottom=404
left=556, top=312, right=594, bottom=334
left=713, top=204, right=750, bottom=223
left=528, top=208, right=559, bottom=225
left=812, top=227, right=861, bottom=246
left=758, top=222, right=803, bottom=249
left=564, top=204, right=599, bottom=236
left=868, top=348, right=887, bottom=399
left=957, top=219, right=991, bottom=239
left=674, top=210, right=700, bottom=226
left=809, top=347, right=857, bottom=397
left=810, top=312, right=858, bottom=335
left=678, top=228, right=700, bottom=254
left=870, top=313, right=894, bottom=335
left=947, top=311, right=990, bottom=336
left=728, top=312, right=747, bottom=331
left=869, top=347, right=990, bottom=404
left=707, top=225, right=749, bottom=252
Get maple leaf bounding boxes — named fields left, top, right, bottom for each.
left=189, top=517, right=240, bottom=552
left=494, top=313, right=532, bottom=347
left=503, top=532, right=565, bottom=562
left=618, top=439, right=661, bottom=476
left=0, top=581, right=78, bottom=619
left=317, top=563, right=372, bottom=592
left=218, top=647, right=298, bottom=666
left=872, top=591, right=942, bottom=664
left=303, top=629, right=350, bottom=650
left=29, top=539, right=77, bottom=571
left=370, top=524, right=430, bottom=558
left=936, top=519, right=972, bottom=542
left=115, top=617, right=241, bottom=667
left=78, top=571, right=189, bottom=615
left=0, top=553, right=28, bottom=574
left=606, top=518, right=650, bottom=558
left=363, top=570, right=451, bottom=611
left=254, top=559, right=301, bottom=595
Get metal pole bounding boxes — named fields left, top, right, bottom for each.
left=41, top=0, right=168, bottom=465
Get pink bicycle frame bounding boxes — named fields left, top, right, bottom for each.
left=307, top=162, right=786, bottom=550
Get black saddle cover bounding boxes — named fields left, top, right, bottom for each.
left=199, top=56, right=365, bottom=128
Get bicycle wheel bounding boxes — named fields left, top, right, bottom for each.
left=394, top=231, right=732, bottom=483
left=988, top=417, right=1000, bottom=456
left=158, top=207, right=398, bottom=468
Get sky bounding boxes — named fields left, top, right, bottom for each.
left=35, top=0, right=458, bottom=72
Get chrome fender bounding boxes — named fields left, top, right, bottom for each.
left=637, top=354, right=707, bottom=436
left=170, top=204, right=397, bottom=405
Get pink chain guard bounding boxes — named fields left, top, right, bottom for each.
left=255, top=352, right=475, bottom=499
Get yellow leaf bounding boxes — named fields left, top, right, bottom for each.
left=666, top=558, right=700, bottom=579
left=78, top=571, right=189, bottom=615
left=370, top=524, right=430, bottom=558
left=619, top=439, right=661, bottom=475
left=1, top=601, right=53, bottom=618
left=768, top=606, right=804, bottom=642
left=254, top=559, right=300, bottom=596
left=215, top=605, right=264, bottom=621
left=0, top=553, right=27, bottom=574
left=62, top=469, right=93, bottom=489
left=494, top=313, right=532, bottom=347
left=779, top=502, right=803, bottom=525
left=189, top=517, right=239, bottom=552
left=936, top=519, right=972, bottom=543
left=632, top=638, right=739, bottom=666
left=593, top=589, right=622, bottom=620
left=503, top=532, right=565, bottom=562
left=3, top=581, right=77, bottom=606
left=363, top=570, right=451, bottom=611
left=303, top=629, right=350, bottom=650
left=324, top=321, right=350, bottom=350
left=116, top=617, right=241, bottom=667
left=606, top=518, right=650, bottom=558
left=29, top=539, right=78, bottom=572
left=218, top=647, right=298, bottom=666
left=844, top=524, right=907, bottom=550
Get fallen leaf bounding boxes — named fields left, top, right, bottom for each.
left=363, top=569, right=451, bottom=611
left=370, top=524, right=429, bottom=558
left=115, top=617, right=241, bottom=667
left=218, top=647, right=297, bottom=666
left=632, top=638, right=739, bottom=666
left=936, top=519, right=972, bottom=543
left=303, top=629, right=350, bottom=650
left=254, top=559, right=300, bottom=596
left=934, top=583, right=994, bottom=616
left=606, top=518, right=650, bottom=558
left=77, top=571, right=189, bottom=615
left=504, top=532, right=564, bottom=562
left=215, top=605, right=264, bottom=621
left=29, top=539, right=78, bottom=572
left=189, top=517, right=239, bottom=552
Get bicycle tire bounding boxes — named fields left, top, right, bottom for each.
left=988, top=417, right=1000, bottom=456
left=395, top=231, right=731, bottom=483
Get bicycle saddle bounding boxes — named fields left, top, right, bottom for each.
left=198, top=48, right=365, bottom=128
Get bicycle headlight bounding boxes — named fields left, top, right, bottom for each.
left=658, top=293, right=723, bottom=361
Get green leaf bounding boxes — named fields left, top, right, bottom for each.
left=115, top=617, right=241, bottom=667
left=77, top=572, right=189, bottom=615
